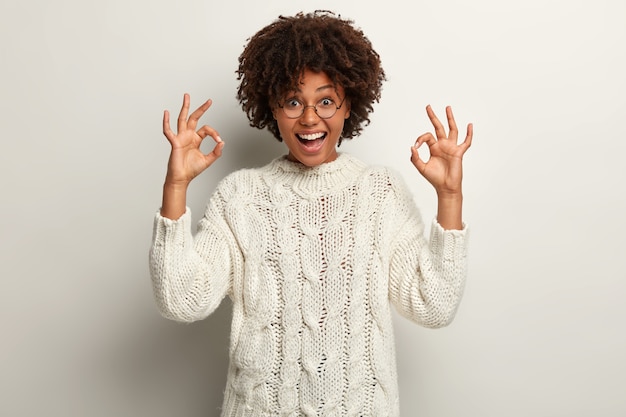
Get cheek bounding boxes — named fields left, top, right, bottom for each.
left=333, top=117, right=347, bottom=132
left=275, top=118, right=293, bottom=137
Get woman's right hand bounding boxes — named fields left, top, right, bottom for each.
left=162, top=93, right=224, bottom=187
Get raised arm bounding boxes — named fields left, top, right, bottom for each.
left=160, top=93, right=224, bottom=219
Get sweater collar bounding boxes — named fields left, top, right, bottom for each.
left=262, top=152, right=367, bottom=197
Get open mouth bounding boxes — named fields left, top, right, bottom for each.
left=297, top=133, right=327, bottom=153
left=297, top=132, right=327, bottom=143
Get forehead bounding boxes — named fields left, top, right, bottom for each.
left=290, top=70, right=343, bottom=95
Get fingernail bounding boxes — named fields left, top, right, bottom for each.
left=217, top=136, right=223, bottom=142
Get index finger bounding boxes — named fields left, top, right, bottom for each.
left=186, top=99, right=213, bottom=131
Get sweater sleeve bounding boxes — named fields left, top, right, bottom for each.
left=148, top=192, right=236, bottom=323
left=385, top=173, right=469, bottom=328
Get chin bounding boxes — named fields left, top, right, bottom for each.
left=289, top=151, right=337, bottom=167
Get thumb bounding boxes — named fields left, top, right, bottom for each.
left=410, top=146, right=426, bottom=174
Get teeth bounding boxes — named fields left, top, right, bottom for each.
left=298, top=132, right=325, bottom=141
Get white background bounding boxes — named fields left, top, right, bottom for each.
left=1, top=0, right=625, bottom=416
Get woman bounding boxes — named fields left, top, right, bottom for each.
left=150, top=11, right=473, bottom=416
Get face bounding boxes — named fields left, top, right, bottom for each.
left=273, top=69, right=350, bottom=167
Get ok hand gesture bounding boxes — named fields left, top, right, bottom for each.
left=410, top=105, right=473, bottom=197
left=162, top=93, right=224, bottom=187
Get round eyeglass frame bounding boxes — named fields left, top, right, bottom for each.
left=277, top=96, right=346, bottom=119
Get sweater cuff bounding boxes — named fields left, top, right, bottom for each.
left=431, top=218, right=467, bottom=234
left=152, top=207, right=192, bottom=247
left=430, top=218, right=468, bottom=261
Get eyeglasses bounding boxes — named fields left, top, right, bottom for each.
left=277, top=96, right=346, bottom=119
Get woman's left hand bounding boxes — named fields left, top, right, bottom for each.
left=410, top=105, right=473, bottom=196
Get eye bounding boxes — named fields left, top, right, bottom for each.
left=318, top=98, right=335, bottom=108
left=283, top=98, right=302, bottom=110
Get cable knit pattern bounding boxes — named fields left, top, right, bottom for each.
left=149, top=153, right=469, bottom=417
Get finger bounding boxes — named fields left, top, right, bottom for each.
left=196, top=125, right=221, bottom=141
left=426, top=105, right=447, bottom=139
left=204, top=137, right=225, bottom=165
left=162, top=110, right=175, bottom=142
left=459, top=123, right=473, bottom=152
left=177, top=93, right=190, bottom=133
left=187, top=99, right=213, bottom=131
left=210, top=139, right=225, bottom=158
left=410, top=146, right=426, bottom=174
left=414, top=132, right=436, bottom=149
left=446, top=106, right=459, bottom=142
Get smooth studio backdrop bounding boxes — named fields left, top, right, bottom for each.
left=1, top=0, right=625, bottom=416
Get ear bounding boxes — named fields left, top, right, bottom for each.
left=344, top=101, right=351, bottom=119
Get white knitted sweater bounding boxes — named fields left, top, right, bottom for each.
left=149, top=153, right=468, bottom=417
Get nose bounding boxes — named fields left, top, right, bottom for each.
left=299, top=105, right=320, bottom=125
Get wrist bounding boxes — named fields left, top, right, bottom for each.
left=163, top=179, right=191, bottom=191
left=160, top=182, right=189, bottom=220
left=436, top=190, right=463, bottom=202
left=436, top=192, right=463, bottom=230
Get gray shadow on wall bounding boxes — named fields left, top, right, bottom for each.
left=109, top=299, right=233, bottom=417
left=217, top=123, right=287, bottom=170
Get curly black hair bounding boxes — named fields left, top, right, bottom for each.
left=236, top=11, right=386, bottom=144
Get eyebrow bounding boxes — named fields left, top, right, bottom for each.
left=294, top=84, right=336, bottom=93
left=315, top=84, right=334, bottom=92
